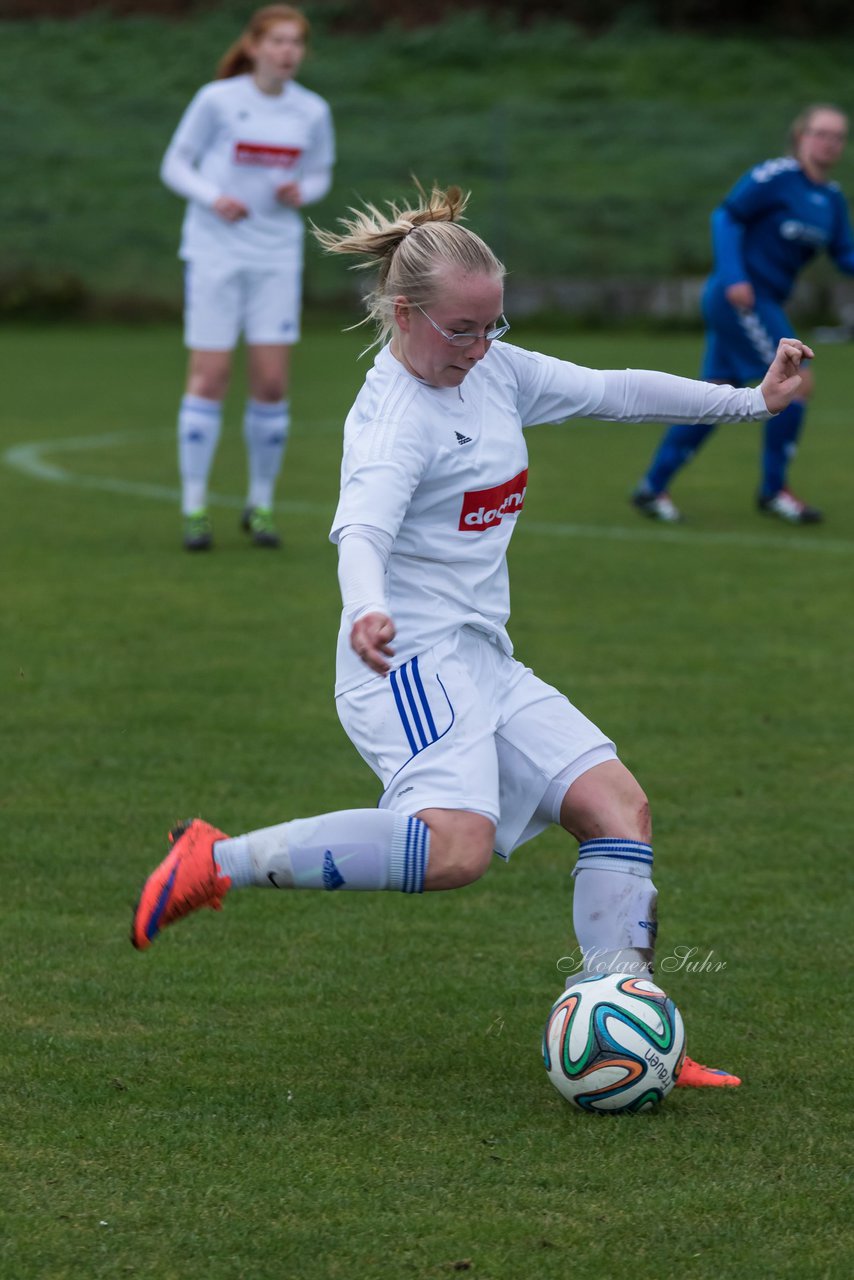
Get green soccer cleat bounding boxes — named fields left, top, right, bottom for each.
left=241, top=505, right=281, bottom=548
left=183, top=509, right=213, bottom=551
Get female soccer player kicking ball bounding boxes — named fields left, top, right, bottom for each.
left=132, top=184, right=813, bottom=1088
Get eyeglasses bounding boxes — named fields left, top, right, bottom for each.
left=413, top=302, right=510, bottom=348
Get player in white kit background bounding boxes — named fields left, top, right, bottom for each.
left=160, top=4, right=335, bottom=550
left=132, top=185, right=814, bottom=1090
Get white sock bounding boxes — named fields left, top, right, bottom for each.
left=178, top=394, right=222, bottom=514
left=243, top=399, right=289, bottom=509
left=214, top=809, right=429, bottom=893
left=568, top=839, right=658, bottom=984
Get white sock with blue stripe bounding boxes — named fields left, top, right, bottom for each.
left=568, top=838, right=658, bottom=984
left=214, top=809, right=429, bottom=894
left=243, top=399, right=289, bottom=510
left=178, top=394, right=222, bottom=514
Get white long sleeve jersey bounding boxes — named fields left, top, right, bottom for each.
left=160, top=74, right=335, bottom=265
left=330, top=341, right=769, bottom=694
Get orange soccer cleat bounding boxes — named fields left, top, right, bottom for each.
left=676, top=1055, right=742, bottom=1088
left=131, top=819, right=231, bottom=951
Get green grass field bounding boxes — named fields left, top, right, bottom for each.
left=2, top=321, right=853, bottom=1278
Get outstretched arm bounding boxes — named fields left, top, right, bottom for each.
left=581, top=337, right=814, bottom=426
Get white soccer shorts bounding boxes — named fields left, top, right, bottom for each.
left=336, top=626, right=617, bottom=858
left=183, top=258, right=302, bottom=350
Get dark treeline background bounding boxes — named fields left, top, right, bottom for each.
left=3, top=1, right=854, bottom=322
left=3, top=0, right=854, bottom=34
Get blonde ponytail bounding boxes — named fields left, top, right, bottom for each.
left=313, top=183, right=504, bottom=348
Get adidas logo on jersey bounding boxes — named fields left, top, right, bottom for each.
left=454, top=431, right=473, bottom=446
left=322, top=849, right=346, bottom=890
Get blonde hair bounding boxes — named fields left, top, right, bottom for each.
left=313, top=183, right=505, bottom=348
left=789, top=103, right=848, bottom=153
left=217, top=5, right=309, bottom=80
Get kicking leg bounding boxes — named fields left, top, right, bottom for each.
left=560, top=760, right=740, bottom=1087
left=131, top=807, right=494, bottom=949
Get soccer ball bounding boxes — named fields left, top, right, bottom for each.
left=543, top=973, right=686, bottom=1114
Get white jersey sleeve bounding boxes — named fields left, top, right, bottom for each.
left=296, top=99, right=335, bottom=206
left=590, top=367, right=769, bottom=423
left=509, top=345, right=769, bottom=426
left=337, top=526, right=392, bottom=626
left=511, top=347, right=608, bottom=424
left=160, top=87, right=222, bottom=207
left=331, top=414, right=431, bottom=545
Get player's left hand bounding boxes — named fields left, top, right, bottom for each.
left=759, top=338, right=815, bottom=415
left=275, top=182, right=302, bottom=208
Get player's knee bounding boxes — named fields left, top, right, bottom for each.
left=630, top=790, right=652, bottom=843
left=561, top=761, right=651, bottom=844
left=439, top=841, right=494, bottom=888
left=252, top=379, right=286, bottom=403
left=604, top=780, right=650, bottom=843
left=187, top=371, right=229, bottom=400
left=419, top=810, right=496, bottom=890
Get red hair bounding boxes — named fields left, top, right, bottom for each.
left=217, top=5, right=310, bottom=80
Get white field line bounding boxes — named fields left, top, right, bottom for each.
left=5, top=430, right=854, bottom=555
left=3, top=431, right=320, bottom=513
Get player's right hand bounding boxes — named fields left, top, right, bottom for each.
left=213, top=195, right=250, bottom=223
left=350, top=612, right=396, bottom=676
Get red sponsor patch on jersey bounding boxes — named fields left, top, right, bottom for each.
left=234, top=142, right=302, bottom=168
left=458, top=468, right=528, bottom=531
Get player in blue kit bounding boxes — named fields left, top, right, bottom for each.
left=632, top=104, right=853, bottom=524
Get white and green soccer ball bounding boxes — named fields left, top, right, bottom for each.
left=543, top=973, right=686, bottom=1114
